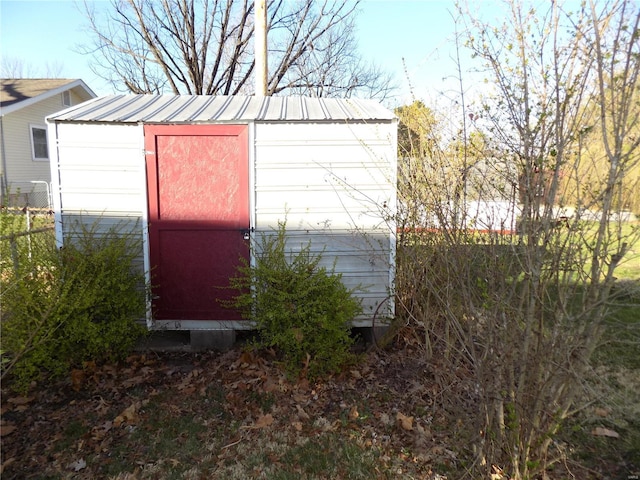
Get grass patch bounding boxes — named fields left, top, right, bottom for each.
left=595, top=282, right=640, bottom=369
left=277, top=434, right=379, bottom=479
left=558, top=365, right=640, bottom=478
left=90, top=384, right=235, bottom=478
left=560, top=279, right=640, bottom=477
left=217, top=432, right=380, bottom=480
left=55, top=420, right=89, bottom=452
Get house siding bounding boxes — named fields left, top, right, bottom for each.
left=1, top=89, right=88, bottom=205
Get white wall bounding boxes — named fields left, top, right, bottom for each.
left=254, top=121, right=397, bottom=320
left=50, top=122, right=145, bottom=248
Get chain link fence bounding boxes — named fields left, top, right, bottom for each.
left=1, top=180, right=52, bottom=210
left=1, top=205, right=55, bottom=274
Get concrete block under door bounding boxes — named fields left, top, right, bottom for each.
left=190, top=330, right=237, bottom=351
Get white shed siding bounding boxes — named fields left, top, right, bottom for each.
left=254, top=122, right=394, bottom=228
left=254, top=121, right=396, bottom=319
left=50, top=123, right=146, bottom=253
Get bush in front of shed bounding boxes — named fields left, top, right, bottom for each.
left=1, top=220, right=147, bottom=391
left=228, top=221, right=361, bottom=380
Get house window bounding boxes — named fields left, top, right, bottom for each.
left=30, top=125, right=49, bottom=161
left=62, top=91, right=71, bottom=107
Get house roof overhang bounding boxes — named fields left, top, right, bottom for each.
left=0, top=79, right=97, bottom=116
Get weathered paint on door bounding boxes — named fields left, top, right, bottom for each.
left=144, top=125, right=249, bottom=321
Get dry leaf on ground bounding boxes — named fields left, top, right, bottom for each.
left=591, top=426, right=620, bottom=438
left=0, top=424, right=16, bottom=437
left=7, top=396, right=33, bottom=405
left=379, top=412, right=392, bottom=426
left=71, top=369, right=85, bottom=391
left=91, top=421, right=113, bottom=440
left=67, top=458, right=87, bottom=472
left=0, top=457, right=16, bottom=474
left=296, top=404, right=310, bottom=420
left=348, top=406, right=359, bottom=421
left=396, top=412, right=414, bottom=431
left=255, top=413, right=274, bottom=428
left=114, top=403, right=138, bottom=427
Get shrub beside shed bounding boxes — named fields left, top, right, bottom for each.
left=47, top=95, right=397, bottom=345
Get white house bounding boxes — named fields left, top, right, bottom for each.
left=47, top=95, right=397, bottom=346
left=0, top=78, right=96, bottom=207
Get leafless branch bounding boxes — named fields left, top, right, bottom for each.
left=77, top=0, right=395, bottom=99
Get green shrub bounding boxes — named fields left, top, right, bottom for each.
left=1, top=221, right=147, bottom=391
left=229, top=221, right=361, bottom=379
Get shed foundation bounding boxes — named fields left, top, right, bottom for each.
left=190, top=330, right=236, bottom=351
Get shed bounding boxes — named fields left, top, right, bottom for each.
left=47, top=95, right=397, bottom=341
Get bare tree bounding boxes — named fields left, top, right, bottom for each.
left=0, top=56, right=64, bottom=78
left=395, top=1, right=639, bottom=478
left=78, top=0, right=394, bottom=99
left=283, top=16, right=395, bottom=98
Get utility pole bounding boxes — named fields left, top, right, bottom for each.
left=255, top=0, right=268, bottom=96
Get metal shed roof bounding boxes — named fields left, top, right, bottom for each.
left=47, top=95, right=395, bottom=123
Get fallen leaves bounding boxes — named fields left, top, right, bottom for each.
left=591, top=426, right=620, bottom=438
left=296, top=404, right=310, bottom=420
left=348, top=405, right=360, bottom=421
left=176, top=368, right=203, bottom=395
left=396, top=412, right=414, bottom=431
left=254, top=413, right=274, bottom=428
left=113, top=402, right=138, bottom=427
left=0, top=400, right=30, bottom=436
left=0, top=423, right=16, bottom=437
left=1, top=347, right=449, bottom=479
left=4, top=396, right=34, bottom=414
left=71, top=369, right=85, bottom=392
left=67, top=458, right=87, bottom=472
left=91, top=420, right=113, bottom=441
left=0, top=457, right=16, bottom=475
left=379, top=412, right=393, bottom=426
left=7, top=396, right=33, bottom=406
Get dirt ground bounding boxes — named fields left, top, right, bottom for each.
left=1, top=334, right=636, bottom=479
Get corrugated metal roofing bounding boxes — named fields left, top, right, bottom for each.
left=47, top=95, right=395, bottom=123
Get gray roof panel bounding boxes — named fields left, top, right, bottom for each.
left=47, top=94, right=395, bottom=123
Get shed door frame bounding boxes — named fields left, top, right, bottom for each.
left=143, top=122, right=256, bottom=330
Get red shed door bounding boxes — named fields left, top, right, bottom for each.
left=145, top=125, right=249, bottom=321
